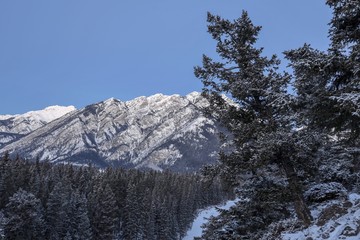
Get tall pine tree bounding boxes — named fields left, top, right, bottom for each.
left=285, top=0, right=360, bottom=142
left=195, top=11, right=317, bottom=238
left=284, top=0, right=360, bottom=191
left=90, top=182, right=118, bottom=240
left=4, top=189, right=45, bottom=240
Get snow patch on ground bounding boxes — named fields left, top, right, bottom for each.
left=184, top=199, right=238, bottom=240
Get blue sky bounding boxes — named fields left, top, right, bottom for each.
left=0, top=1, right=332, bottom=114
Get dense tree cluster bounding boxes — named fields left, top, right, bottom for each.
left=0, top=155, right=230, bottom=240
left=195, top=0, right=359, bottom=239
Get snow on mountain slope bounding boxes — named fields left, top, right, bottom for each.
left=0, top=105, right=75, bottom=147
left=0, top=93, right=221, bottom=172
left=0, top=105, right=76, bottom=134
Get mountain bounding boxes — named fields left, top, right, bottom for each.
left=0, top=105, right=76, bottom=147
left=0, top=92, right=222, bottom=172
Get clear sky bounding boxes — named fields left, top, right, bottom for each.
left=0, top=1, right=332, bottom=114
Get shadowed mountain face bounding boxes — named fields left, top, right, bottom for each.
left=0, top=93, right=222, bottom=172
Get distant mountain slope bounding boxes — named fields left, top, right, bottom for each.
left=0, top=105, right=76, bottom=147
left=0, top=93, right=222, bottom=172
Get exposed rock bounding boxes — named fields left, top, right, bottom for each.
left=341, top=225, right=360, bottom=237
left=316, top=204, right=347, bottom=226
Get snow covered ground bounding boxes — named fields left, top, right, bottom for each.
left=184, top=199, right=238, bottom=239
left=184, top=193, right=360, bottom=240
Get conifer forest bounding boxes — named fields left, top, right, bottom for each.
left=0, top=155, right=230, bottom=239
left=0, top=0, right=359, bottom=239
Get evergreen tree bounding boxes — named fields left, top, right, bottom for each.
left=285, top=0, right=360, bottom=142
left=154, top=198, right=172, bottom=240
left=46, top=182, right=71, bottom=239
left=284, top=0, right=359, bottom=193
left=177, top=181, right=196, bottom=237
left=145, top=198, right=157, bottom=240
left=0, top=161, right=6, bottom=209
left=0, top=155, right=16, bottom=209
left=194, top=11, right=314, bottom=238
left=123, top=183, right=145, bottom=239
left=4, top=189, right=45, bottom=240
left=90, top=182, right=118, bottom=240
left=0, top=210, right=5, bottom=239
left=68, top=191, right=92, bottom=240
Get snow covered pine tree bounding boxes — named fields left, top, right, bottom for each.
left=4, top=189, right=45, bottom=240
left=285, top=0, right=359, bottom=142
left=284, top=0, right=360, bottom=193
left=194, top=11, right=315, bottom=239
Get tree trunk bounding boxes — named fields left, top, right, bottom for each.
left=282, top=159, right=312, bottom=227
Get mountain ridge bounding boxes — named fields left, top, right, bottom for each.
left=0, top=105, right=76, bottom=148
left=0, top=92, right=221, bottom=172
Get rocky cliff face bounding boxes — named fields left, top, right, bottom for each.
left=0, top=93, right=221, bottom=172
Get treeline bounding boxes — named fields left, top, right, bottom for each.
left=0, top=154, right=230, bottom=240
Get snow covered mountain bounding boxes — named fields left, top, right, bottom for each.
left=0, top=93, right=222, bottom=172
left=0, top=105, right=76, bottom=147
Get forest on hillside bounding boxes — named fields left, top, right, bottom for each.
left=0, top=154, right=231, bottom=240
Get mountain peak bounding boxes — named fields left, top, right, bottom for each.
left=0, top=92, right=220, bottom=172
left=21, top=105, right=76, bottom=123
left=101, top=97, right=122, bottom=108
left=0, top=105, right=77, bottom=146
left=103, top=97, right=119, bottom=104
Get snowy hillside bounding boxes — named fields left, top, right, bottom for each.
left=0, top=93, right=222, bottom=171
left=0, top=105, right=75, bottom=147
left=0, top=105, right=76, bottom=134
